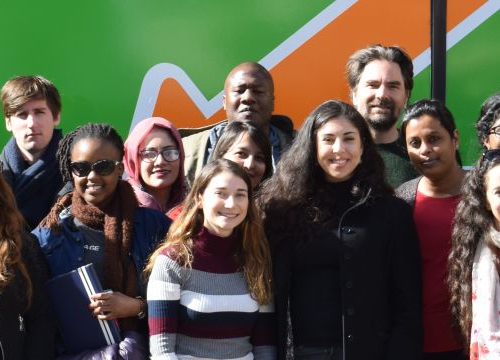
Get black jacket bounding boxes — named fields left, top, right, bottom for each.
left=0, top=235, right=56, bottom=360
left=271, top=192, right=423, bottom=360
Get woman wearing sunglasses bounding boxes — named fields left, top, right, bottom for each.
left=32, top=123, right=171, bottom=359
left=124, top=117, right=186, bottom=215
left=396, top=100, right=466, bottom=359
left=449, top=149, right=500, bottom=359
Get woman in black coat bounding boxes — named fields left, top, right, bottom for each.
left=0, top=172, right=56, bottom=360
left=259, top=100, right=422, bottom=360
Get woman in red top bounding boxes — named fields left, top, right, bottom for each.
left=396, top=99, right=467, bottom=359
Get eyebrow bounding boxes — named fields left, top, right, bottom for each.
left=214, top=187, right=248, bottom=193
left=143, top=145, right=177, bottom=150
left=321, top=131, right=356, bottom=136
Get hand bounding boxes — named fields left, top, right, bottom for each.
left=89, top=291, right=141, bottom=320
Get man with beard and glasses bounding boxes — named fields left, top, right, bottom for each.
left=180, top=62, right=295, bottom=187
left=347, top=45, right=418, bottom=187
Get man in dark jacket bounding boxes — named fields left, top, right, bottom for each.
left=181, top=62, right=295, bottom=186
left=1, top=75, right=64, bottom=229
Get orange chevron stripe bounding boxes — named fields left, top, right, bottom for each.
left=152, top=0, right=487, bottom=129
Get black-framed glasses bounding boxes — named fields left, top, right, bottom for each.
left=139, top=148, right=180, bottom=163
left=482, top=149, right=500, bottom=162
left=488, top=125, right=500, bottom=137
left=70, top=159, right=121, bottom=177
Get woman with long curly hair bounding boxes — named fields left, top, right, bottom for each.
left=32, top=123, right=170, bottom=358
left=146, top=158, right=275, bottom=359
left=259, top=100, right=422, bottom=360
left=449, top=151, right=500, bottom=359
left=0, top=172, right=55, bottom=359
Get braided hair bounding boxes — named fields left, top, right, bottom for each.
left=57, top=123, right=124, bottom=183
left=475, top=92, right=500, bottom=149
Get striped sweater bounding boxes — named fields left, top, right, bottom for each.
left=148, top=227, right=276, bottom=360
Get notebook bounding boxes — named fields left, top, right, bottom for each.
left=46, top=264, right=121, bottom=353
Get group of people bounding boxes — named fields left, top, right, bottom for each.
left=0, top=43, right=500, bottom=360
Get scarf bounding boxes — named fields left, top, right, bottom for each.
left=0, top=129, right=63, bottom=229
left=470, top=227, right=500, bottom=359
left=42, top=180, right=140, bottom=330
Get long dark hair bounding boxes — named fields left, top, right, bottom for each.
left=448, top=156, right=500, bottom=344
left=259, top=100, right=391, bottom=243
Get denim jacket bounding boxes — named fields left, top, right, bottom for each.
left=32, top=206, right=171, bottom=289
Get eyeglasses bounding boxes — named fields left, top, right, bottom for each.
left=482, top=149, right=500, bottom=162
left=70, top=159, right=121, bottom=177
left=139, top=148, right=180, bottom=163
left=488, top=125, right=500, bottom=137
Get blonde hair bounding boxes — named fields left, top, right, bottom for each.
left=0, top=174, right=32, bottom=308
left=145, top=159, right=273, bottom=304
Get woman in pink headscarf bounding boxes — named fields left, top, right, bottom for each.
left=124, top=117, right=187, bottom=215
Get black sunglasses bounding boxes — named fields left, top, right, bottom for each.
left=70, top=159, right=121, bottom=177
left=482, top=149, right=500, bottom=162
left=139, top=148, right=180, bottom=163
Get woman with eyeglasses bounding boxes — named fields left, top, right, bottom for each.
left=476, top=92, right=500, bottom=150
left=396, top=99, right=467, bottom=359
left=124, top=117, right=187, bottom=215
left=448, top=149, right=500, bottom=359
left=32, top=123, right=171, bottom=359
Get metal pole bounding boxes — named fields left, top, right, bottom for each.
left=431, top=0, right=447, bottom=103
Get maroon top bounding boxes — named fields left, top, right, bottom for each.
left=414, top=191, right=461, bottom=352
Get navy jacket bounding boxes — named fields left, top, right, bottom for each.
left=32, top=207, right=170, bottom=291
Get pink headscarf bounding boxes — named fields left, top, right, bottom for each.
left=124, top=117, right=186, bottom=211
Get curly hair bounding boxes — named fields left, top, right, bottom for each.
left=0, top=174, right=32, bottom=308
left=475, top=92, right=500, bottom=149
left=259, top=100, right=392, bottom=244
left=448, top=156, right=500, bottom=344
left=145, top=159, right=273, bottom=305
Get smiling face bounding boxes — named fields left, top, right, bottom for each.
left=486, top=164, right=500, bottom=230
left=352, top=59, right=409, bottom=133
left=405, top=114, right=458, bottom=179
left=316, top=117, right=363, bottom=183
left=198, top=171, right=249, bottom=237
left=223, top=63, right=274, bottom=128
left=5, top=98, right=60, bottom=164
left=139, top=127, right=180, bottom=199
left=222, top=132, right=266, bottom=189
left=71, top=138, right=124, bottom=209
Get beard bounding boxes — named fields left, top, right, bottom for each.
left=364, top=98, right=400, bottom=132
